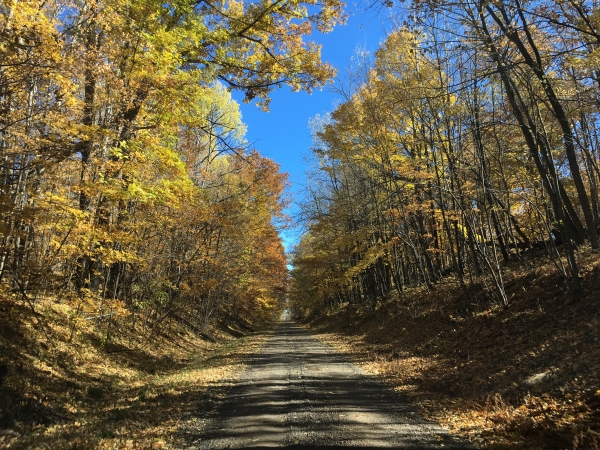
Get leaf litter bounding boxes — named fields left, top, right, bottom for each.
left=0, top=294, right=273, bottom=449
left=307, top=252, right=600, bottom=449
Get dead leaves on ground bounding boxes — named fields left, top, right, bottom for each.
left=309, top=254, right=600, bottom=449
left=0, top=297, right=271, bottom=450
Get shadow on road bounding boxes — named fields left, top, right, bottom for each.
left=186, top=322, right=471, bottom=449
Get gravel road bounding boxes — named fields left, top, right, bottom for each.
left=187, top=321, right=472, bottom=449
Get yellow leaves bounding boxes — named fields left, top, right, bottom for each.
left=1, top=0, right=297, bottom=340
left=225, top=0, right=244, bottom=16
left=345, top=242, right=386, bottom=278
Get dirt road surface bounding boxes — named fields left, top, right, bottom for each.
left=186, top=321, right=472, bottom=449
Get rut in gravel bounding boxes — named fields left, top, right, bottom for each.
left=186, top=321, right=473, bottom=449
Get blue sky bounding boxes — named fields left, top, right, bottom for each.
left=235, top=6, right=393, bottom=253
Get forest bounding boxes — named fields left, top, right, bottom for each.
left=291, top=0, right=600, bottom=313
left=1, top=0, right=600, bottom=448
left=0, top=0, right=342, bottom=446
left=288, top=0, right=600, bottom=446
left=0, top=0, right=347, bottom=336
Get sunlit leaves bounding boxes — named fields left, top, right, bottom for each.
left=0, top=0, right=318, bottom=338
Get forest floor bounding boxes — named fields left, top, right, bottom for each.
left=307, top=250, right=600, bottom=449
left=0, top=297, right=269, bottom=449
left=2, top=254, right=599, bottom=449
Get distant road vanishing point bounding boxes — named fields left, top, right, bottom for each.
left=186, top=321, right=473, bottom=449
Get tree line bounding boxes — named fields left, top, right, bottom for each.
left=290, top=0, right=600, bottom=316
left=0, top=0, right=344, bottom=342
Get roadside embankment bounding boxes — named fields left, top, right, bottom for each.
left=306, top=255, right=600, bottom=448
left=0, top=297, right=273, bottom=449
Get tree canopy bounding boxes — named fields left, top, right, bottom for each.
left=0, top=0, right=345, bottom=339
left=291, top=0, right=600, bottom=316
